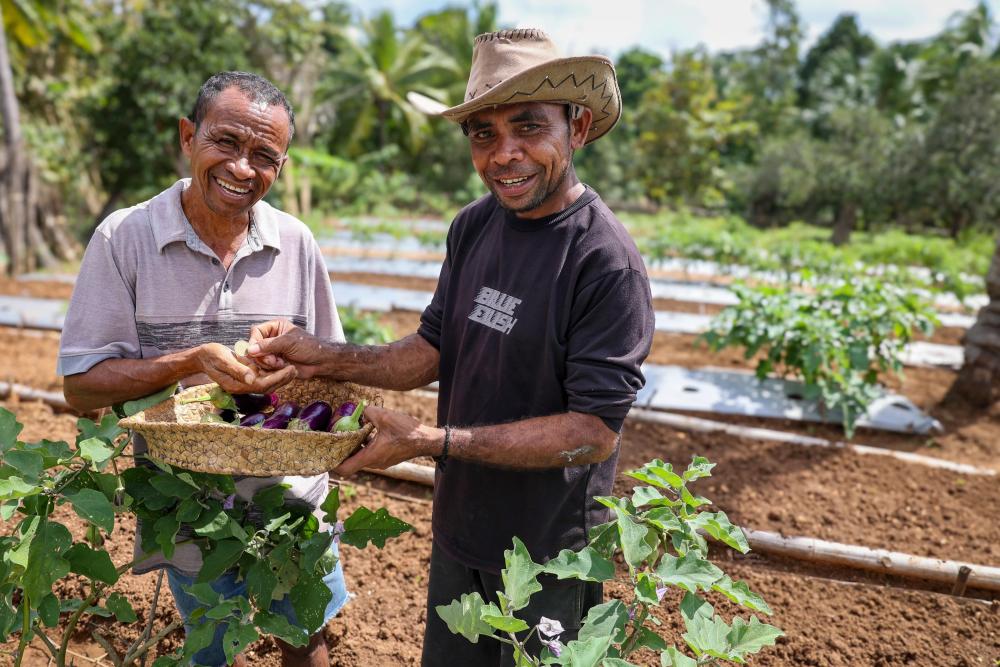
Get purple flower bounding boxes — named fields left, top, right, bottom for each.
left=537, top=617, right=564, bottom=638
left=656, top=586, right=668, bottom=602
left=628, top=605, right=636, bottom=620
left=332, top=521, right=345, bottom=544
left=222, top=494, right=235, bottom=510
left=541, top=638, right=563, bottom=658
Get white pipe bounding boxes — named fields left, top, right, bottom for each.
left=0, top=381, right=70, bottom=411
left=629, top=408, right=996, bottom=477
left=363, top=461, right=435, bottom=486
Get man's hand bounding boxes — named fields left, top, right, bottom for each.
left=196, top=342, right=296, bottom=393
left=333, top=405, right=440, bottom=476
left=247, top=319, right=330, bottom=379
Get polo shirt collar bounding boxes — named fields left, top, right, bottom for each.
left=150, top=178, right=282, bottom=253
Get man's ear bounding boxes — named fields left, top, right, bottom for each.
left=277, top=153, right=289, bottom=178
left=569, top=107, right=593, bottom=150
left=179, top=117, right=196, bottom=157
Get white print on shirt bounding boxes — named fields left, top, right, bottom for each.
left=468, top=286, right=522, bottom=335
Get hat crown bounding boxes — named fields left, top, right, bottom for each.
left=466, top=29, right=561, bottom=102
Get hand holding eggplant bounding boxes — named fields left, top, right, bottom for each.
left=332, top=404, right=442, bottom=477
left=195, top=342, right=297, bottom=393
left=247, top=320, right=331, bottom=379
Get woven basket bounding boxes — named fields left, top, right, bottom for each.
left=117, top=379, right=382, bottom=476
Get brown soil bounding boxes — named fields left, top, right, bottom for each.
left=3, top=273, right=1000, bottom=665
left=0, top=277, right=74, bottom=300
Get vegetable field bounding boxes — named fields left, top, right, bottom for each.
left=0, top=227, right=998, bottom=665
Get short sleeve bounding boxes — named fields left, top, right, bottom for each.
left=57, top=230, right=141, bottom=376
left=308, top=241, right=344, bottom=343
left=417, top=227, right=456, bottom=350
left=564, top=268, right=654, bottom=431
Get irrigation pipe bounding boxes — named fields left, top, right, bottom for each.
left=356, top=459, right=1000, bottom=594
left=628, top=408, right=997, bottom=477
left=0, top=381, right=71, bottom=411
left=744, top=529, right=1000, bottom=594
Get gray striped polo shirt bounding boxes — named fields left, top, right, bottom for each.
left=58, top=179, right=343, bottom=575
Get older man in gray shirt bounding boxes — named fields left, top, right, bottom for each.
left=58, top=72, right=345, bottom=667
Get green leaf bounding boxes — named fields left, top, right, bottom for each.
left=435, top=592, right=494, bottom=643
left=152, top=656, right=183, bottom=667
left=690, top=512, right=749, bottom=554
left=154, top=515, right=180, bottom=560
left=119, top=383, right=178, bottom=417
left=65, top=543, right=119, bottom=585
left=635, top=572, right=659, bottom=605
left=183, top=583, right=221, bottom=608
left=300, top=533, right=334, bottom=574
left=481, top=605, right=529, bottom=633
left=0, top=475, right=38, bottom=501
left=660, top=646, right=698, bottom=667
left=543, top=547, right=614, bottom=583
left=320, top=487, right=341, bottom=524
left=634, top=627, right=668, bottom=652
left=632, top=486, right=668, bottom=507
left=23, top=440, right=73, bottom=467
left=587, top=520, right=619, bottom=559
left=252, top=484, right=288, bottom=511
left=149, top=472, right=199, bottom=499
left=254, top=610, right=309, bottom=646
left=183, top=618, right=220, bottom=659
left=78, top=437, right=114, bottom=469
left=679, top=592, right=713, bottom=623
left=501, top=537, right=544, bottom=612
left=0, top=409, right=23, bottom=453
left=655, top=555, right=723, bottom=593
left=726, top=616, right=783, bottom=659
left=290, top=571, right=333, bottom=633
left=197, top=539, right=245, bottom=583
left=603, top=660, right=638, bottom=667
left=106, top=592, right=138, bottom=623
left=613, top=506, right=654, bottom=570
left=577, top=600, right=628, bottom=644
left=77, top=414, right=124, bottom=446
left=223, top=623, right=259, bottom=665
left=38, top=593, right=60, bottom=627
left=67, top=489, right=115, bottom=533
left=681, top=610, right=730, bottom=659
left=0, top=501, right=16, bottom=521
left=679, top=486, right=710, bottom=509
left=22, top=520, right=72, bottom=602
left=682, top=457, right=715, bottom=481
left=557, top=635, right=613, bottom=667
left=175, top=497, right=204, bottom=523
left=711, top=576, right=772, bottom=615
left=627, top=460, right=684, bottom=490
left=340, top=506, right=412, bottom=549
left=4, top=450, right=43, bottom=481
left=246, top=559, right=279, bottom=607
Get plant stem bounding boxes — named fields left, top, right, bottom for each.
left=32, top=626, right=59, bottom=658
left=58, top=587, right=100, bottom=666
left=619, top=604, right=649, bottom=658
left=121, top=569, right=164, bottom=667
left=123, top=619, right=184, bottom=667
left=13, top=597, right=30, bottom=667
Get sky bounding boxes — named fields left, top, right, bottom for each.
left=358, top=0, right=997, bottom=58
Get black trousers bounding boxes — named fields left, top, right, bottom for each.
left=421, top=541, right=604, bottom=666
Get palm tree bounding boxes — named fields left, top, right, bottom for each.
left=324, top=10, right=460, bottom=155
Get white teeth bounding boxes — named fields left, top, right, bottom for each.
left=215, top=176, right=250, bottom=194
left=499, top=176, right=528, bottom=185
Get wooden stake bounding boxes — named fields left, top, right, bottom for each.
left=745, top=529, right=1000, bottom=593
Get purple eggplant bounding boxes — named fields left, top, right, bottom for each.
left=239, top=412, right=267, bottom=428
left=261, top=401, right=299, bottom=430
left=334, top=401, right=357, bottom=419
left=289, top=401, right=333, bottom=432
left=233, top=393, right=279, bottom=415
left=332, top=400, right=366, bottom=432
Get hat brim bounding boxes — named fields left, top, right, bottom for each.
left=440, top=56, right=621, bottom=145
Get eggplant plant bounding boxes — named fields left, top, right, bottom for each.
left=0, top=389, right=411, bottom=666
left=437, top=457, right=782, bottom=666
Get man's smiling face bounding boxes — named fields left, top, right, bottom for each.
left=180, top=87, right=289, bottom=221
left=466, top=101, right=589, bottom=219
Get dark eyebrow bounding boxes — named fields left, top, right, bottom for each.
left=466, top=118, right=493, bottom=132
left=508, top=109, right=548, bottom=123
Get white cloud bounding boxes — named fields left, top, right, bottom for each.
left=357, top=0, right=997, bottom=59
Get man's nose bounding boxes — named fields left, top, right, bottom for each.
left=492, top=133, right=523, bottom=165
left=228, top=156, right=254, bottom=180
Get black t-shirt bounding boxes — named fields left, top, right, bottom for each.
left=418, top=187, right=655, bottom=572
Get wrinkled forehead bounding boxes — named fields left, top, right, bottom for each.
left=202, top=88, right=291, bottom=147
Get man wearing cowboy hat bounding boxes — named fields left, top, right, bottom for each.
left=247, top=29, right=654, bottom=664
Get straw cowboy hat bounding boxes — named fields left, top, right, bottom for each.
left=412, top=28, right=622, bottom=145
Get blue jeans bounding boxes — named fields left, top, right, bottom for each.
left=166, top=543, right=349, bottom=666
